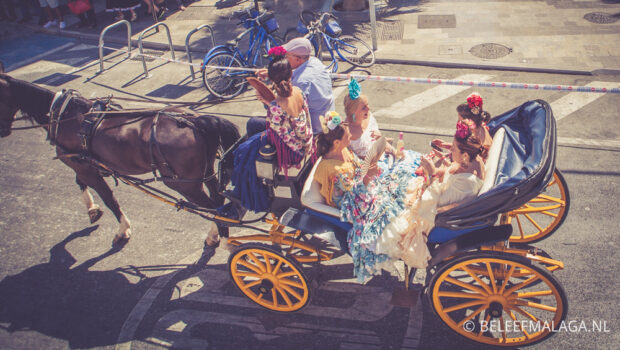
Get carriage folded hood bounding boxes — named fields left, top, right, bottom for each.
left=435, top=100, right=556, bottom=229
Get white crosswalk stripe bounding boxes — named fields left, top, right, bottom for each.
left=550, top=82, right=615, bottom=121
left=373, top=74, right=493, bottom=119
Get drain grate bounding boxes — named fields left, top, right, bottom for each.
left=131, top=50, right=164, bottom=62
left=378, top=21, right=404, bottom=40
left=469, top=43, right=512, bottom=59
left=418, top=15, right=456, bottom=29
left=584, top=12, right=618, bottom=24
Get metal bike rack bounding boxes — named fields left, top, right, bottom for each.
left=98, top=20, right=132, bottom=74
left=185, top=24, right=216, bottom=81
left=137, top=22, right=176, bottom=78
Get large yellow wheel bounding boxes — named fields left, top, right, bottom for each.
left=505, top=169, right=570, bottom=243
left=428, top=252, right=568, bottom=347
left=228, top=243, right=311, bottom=312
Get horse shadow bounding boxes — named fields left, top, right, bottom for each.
left=0, top=226, right=216, bottom=348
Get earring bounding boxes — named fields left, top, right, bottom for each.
left=352, top=113, right=356, bottom=122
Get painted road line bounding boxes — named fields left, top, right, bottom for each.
left=4, top=42, right=75, bottom=72
left=373, top=74, right=493, bottom=119
left=550, top=82, right=617, bottom=121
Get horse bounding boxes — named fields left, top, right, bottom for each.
left=0, top=68, right=241, bottom=246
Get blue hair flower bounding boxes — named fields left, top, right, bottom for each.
left=348, top=78, right=361, bottom=100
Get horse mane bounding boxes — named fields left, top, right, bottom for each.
left=7, top=76, right=92, bottom=124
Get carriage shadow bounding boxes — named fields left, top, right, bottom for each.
left=0, top=227, right=217, bottom=348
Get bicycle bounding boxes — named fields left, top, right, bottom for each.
left=201, top=7, right=283, bottom=99
left=283, top=11, right=375, bottom=73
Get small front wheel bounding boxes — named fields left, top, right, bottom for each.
left=334, top=35, right=375, bottom=68
left=228, top=243, right=311, bottom=312
left=202, top=52, right=246, bottom=99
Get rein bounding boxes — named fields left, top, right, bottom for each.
left=9, top=116, right=79, bottom=131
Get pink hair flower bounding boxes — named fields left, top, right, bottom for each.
left=455, top=120, right=471, bottom=140
left=467, top=93, right=483, bottom=115
left=268, top=46, right=287, bottom=58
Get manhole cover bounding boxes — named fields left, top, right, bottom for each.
left=584, top=12, right=618, bottom=24
left=378, top=21, right=404, bottom=40
left=418, top=15, right=456, bottom=29
left=469, top=43, right=512, bottom=59
left=131, top=50, right=163, bottom=62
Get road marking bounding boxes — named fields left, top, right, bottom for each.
left=373, top=74, right=493, bottom=119
left=550, top=82, right=615, bottom=121
left=5, top=42, right=75, bottom=72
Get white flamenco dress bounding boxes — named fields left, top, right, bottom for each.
left=375, top=172, right=483, bottom=269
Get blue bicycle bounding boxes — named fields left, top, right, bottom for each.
left=201, top=8, right=283, bottom=99
left=284, top=11, right=375, bottom=72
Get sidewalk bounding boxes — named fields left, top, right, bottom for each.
left=14, top=0, right=620, bottom=75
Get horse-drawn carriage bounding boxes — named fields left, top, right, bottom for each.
left=0, top=70, right=568, bottom=347
left=213, top=99, right=569, bottom=347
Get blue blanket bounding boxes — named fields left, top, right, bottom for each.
left=230, top=133, right=271, bottom=212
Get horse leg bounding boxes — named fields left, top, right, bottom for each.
left=74, top=168, right=131, bottom=245
left=76, top=177, right=103, bottom=223
left=164, top=182, right=222, bottom=247
left=203, top=162, right=224, bottom=207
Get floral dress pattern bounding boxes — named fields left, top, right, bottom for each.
left=331, top=150, right=422, bottom=283
left=266, top=94, right=314, bottom=175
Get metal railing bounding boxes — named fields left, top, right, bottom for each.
left=137, top=23, right=176, bottom=78
left=98, top=20, right=132, bottom=74
left=185, top=24, right=216, bottom=80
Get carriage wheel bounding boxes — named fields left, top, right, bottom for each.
left=428, top=252, right=568, bottom=347
left=228, top=243, right=311, bottom=312
left=505, top=169, right=570, bottom=244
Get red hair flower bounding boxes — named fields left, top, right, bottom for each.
left=467, top=93, right=483, bottom=115
left=455, top=120, right=471, bottom=140
left=268, top=46, right=287, bottom=58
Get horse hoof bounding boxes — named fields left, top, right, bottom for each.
left=88, top=207, right=104, bottom=224
left=113, top=234, right=130, bottom=247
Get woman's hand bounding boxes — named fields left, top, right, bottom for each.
left=255, top=69, right=268, bottom=81
left=432, top=138, right=450, bottom=150
left=363, top=164, right=380, bottom=185
left=370, top=130, right=382, bottom=140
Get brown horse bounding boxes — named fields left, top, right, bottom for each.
left=0, top=69, right=241, bottom=246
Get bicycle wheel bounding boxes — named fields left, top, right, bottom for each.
left=334, top=35, right=375, bottom=68
left=503, top=169, right=570, bottom=244
left=202, top=52, right=246, bottom=99
left=428, top=252, right=568, bottom=347
left=283, top=28, right=321, bottom=58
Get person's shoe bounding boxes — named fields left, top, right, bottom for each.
left=43, top=20, right=57, bottom=28
left=130, top=11, right=137, bottom=22
left=59, top=21, right=66, bottom=29
left=179, top=5, right=186, bottom=11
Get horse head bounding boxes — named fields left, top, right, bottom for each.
left=0, top=64, right=20, bottom=137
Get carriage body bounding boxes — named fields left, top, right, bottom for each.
left=219, top=100, right=569, bottom=347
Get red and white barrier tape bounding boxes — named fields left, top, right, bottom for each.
left=101, top=46, right=620, bottom=94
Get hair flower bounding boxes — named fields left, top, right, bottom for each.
left=267, top=46, right=287, bottom=59
left=348, top=78, right=362, bottom=100
left=466, top=93, right=483, bottom=115
left=319, top=111, right=342, bottom=134
left=455, top=120, right=471, bottom=140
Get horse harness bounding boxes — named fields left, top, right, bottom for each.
left=49, top=90, right=217, bottom=186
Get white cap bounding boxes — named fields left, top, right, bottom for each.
left=282, top=38, right=312, bottom=56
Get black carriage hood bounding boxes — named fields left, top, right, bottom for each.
left=435, top=100, right=557, bottom=229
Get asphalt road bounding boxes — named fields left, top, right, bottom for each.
left=0, top=31, right=619, bottom=349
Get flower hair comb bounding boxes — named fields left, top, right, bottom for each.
left=455, top=120, right=471, bottom=140
left=267, top=46, right=287, bottom=59
left=348, top=78, right=362, bottom=100
left=319, top=111, right=343, bottom=134
left=466, top=92, right=483, bottom=115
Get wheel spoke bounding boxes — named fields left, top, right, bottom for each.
left=507, top=304, right=541, bottom=323
left=272, top=259, right=283, bottom=276
left=275, top=286, right=294, bottom=307
left=524, top=214, right=544, bottom=232
left=280, top=284, right=303, bottom=301
left=509, top=310, right=531, bottom=339
left=237, top=259, right=263, bottom=275
left=498, top=265, right=515, bottom=294
left=485, top=262, right=498, bottom=294
left=462, top=266, right=492, bottom=294
left=515, top=215, right=526, bottom=238
left=514, top=290, right=554, bottom=299
left=445, top=276, right=489, bottom=295
left=514, top=299, right=557, bottom=313
left=246, top=252, right=266, bottom=272
left=478, top=313, right=492, bottom=336
left=499, top=316, right=507, bottom=342
left=235, top=271, right=261, bottom=278
left=456, top=304, right=487, bottom=328
left=279, top=278, right=304, bottom=289
left=536, top=194, right=565, bottom=205
left=437, top=291, right=487, bottom=300
left=242, top=280, right=261, bottom=290
left=443, top=300, right=487, bottom=313
left=271, top=288, right=278, bottom=308
left=504, top=274, right=540, bottom=296
left=276, top=271, right=298, bottom=278
left=262, top=253, right=272, bottom=273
